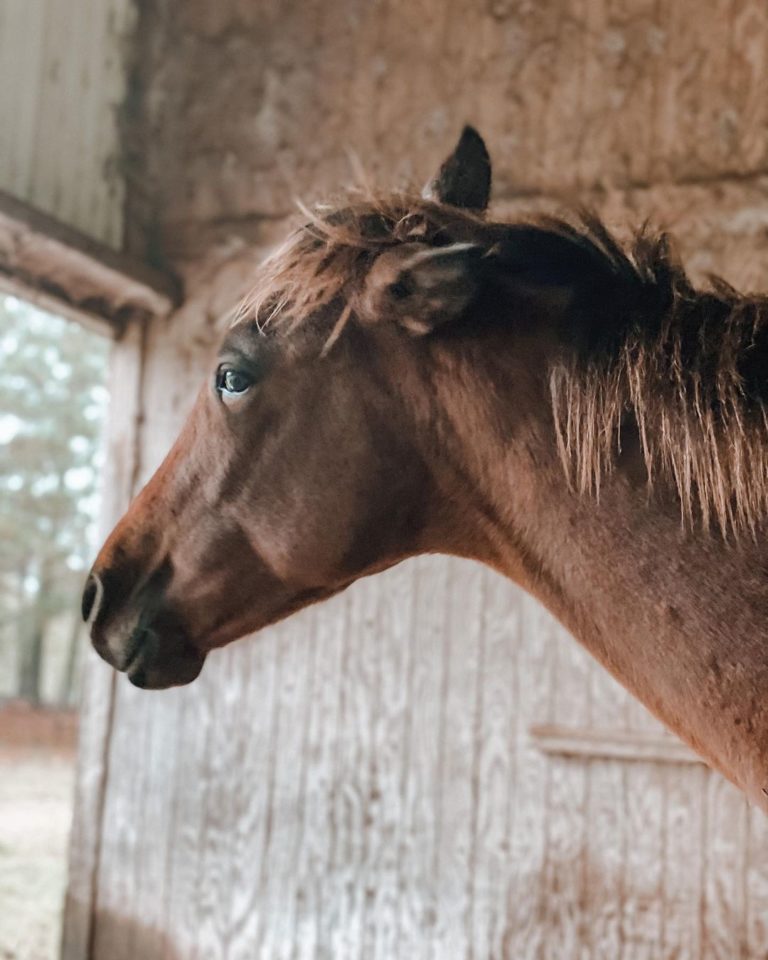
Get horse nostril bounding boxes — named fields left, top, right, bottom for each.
left=81, top=574, right=102, bottom=624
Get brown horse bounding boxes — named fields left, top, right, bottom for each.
left=84, top=127, right=768, bottom=811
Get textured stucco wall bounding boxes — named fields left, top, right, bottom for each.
left=126, top=1, right=768, bottom=269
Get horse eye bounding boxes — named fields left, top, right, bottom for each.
left=216, top=366, right=253, bottom=399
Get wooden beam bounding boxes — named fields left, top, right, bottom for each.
left=61, top=318, right=145, bottom=960
left=529, top=723, right=705, bottom=765
left=0, top=190, right=180, bottom=333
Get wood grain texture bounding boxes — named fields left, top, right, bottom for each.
left=84, top=293, right=768, bottom=960
left=0, top=0, right=135, bottom=246
left=61, top=317, right=144, bottom=960
left=0, top=190, right=178, bottom=329
left=69, top=262, right=768, bottom=940
left=529, top=725, right=704, bottom=765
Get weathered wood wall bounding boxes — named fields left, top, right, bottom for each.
left=65, top=1, right=768, bottom=957
left=0, top=0, right=134, bottom=246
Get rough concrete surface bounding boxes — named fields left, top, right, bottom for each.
left=125, top=0, right=768, bottom=258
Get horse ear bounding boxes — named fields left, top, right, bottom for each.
left=423, top=126, right=492, bottom=212
left=359, top=243, right=485, bottom=336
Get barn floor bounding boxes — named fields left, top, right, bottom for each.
left=0, top=712, right=76, bottom=960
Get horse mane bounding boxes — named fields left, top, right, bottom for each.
left=546, top=216, right=768, bottom=537
left=238, top=193, right=768, bottom=536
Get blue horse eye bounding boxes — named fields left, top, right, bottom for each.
left=217, top=367, right=252, bottom=396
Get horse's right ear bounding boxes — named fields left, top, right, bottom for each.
left=423, top=126, right=492, bottom=213
left=357, top=242, right=486, bottom=336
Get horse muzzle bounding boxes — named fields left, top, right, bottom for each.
left=82, top=570, right=206, bottom=689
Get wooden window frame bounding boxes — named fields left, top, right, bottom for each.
left=0, top=190, right=178, bottom=960
left=0, top=190, right=178, bottom=336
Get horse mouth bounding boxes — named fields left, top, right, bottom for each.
left=126, top=650, right=205, bottom=689
left=120, top=628, right=146, bottom=675
left=92, top=620, right=207, bottom=690
left=125, top=627, right=206, bottom=689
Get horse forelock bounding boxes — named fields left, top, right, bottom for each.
left=233, top=191, right=493, bottom=337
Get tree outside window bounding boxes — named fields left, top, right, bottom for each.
left=0, top=295, right=109, bottom=705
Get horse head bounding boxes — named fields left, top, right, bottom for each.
left=84, top=128, right=541, bottom=688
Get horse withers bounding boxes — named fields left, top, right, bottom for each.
left=84, top=127, right=768, bottom=811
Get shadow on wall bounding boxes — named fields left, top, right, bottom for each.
left=64, top=908, right=183, bottom=960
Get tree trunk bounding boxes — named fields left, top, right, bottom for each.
left=59, top=608, right=83, bottom=705
left=16, top=562, right=53, bottom=703
left=17, top=608, right=43, bottom=703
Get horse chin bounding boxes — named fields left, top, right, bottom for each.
left=125, top=640, right=207, bottom=689
left=94, top=620, right=208, bottom=690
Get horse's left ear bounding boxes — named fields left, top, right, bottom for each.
left=358, top=242, right=486, bottom=336
left=423, top=126, right=492, bottom=213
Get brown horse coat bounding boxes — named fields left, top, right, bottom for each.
left=85, top=127, right=768, bottom=811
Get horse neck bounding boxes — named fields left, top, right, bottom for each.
left=440, top=342, right=768, bottom=810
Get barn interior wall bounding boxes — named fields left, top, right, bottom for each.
left=66, top=2, right=768, bottom=958
left=0, top=0, right=136, bottom=247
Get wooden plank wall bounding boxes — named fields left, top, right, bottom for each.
left=76, top=564, right=768, bottom=959
left=63, top=0, right=768, bottom=956
left=0, top=0, right=134, bottom=247
left=64, top=217, right=768, bottom=958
